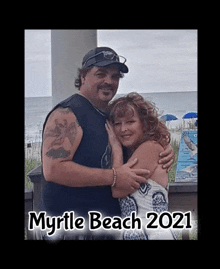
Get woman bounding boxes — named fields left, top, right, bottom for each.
left=106, top=92, right=177, bottom=240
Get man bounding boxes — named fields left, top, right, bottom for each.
left=40, top=47, right=174, bottom=239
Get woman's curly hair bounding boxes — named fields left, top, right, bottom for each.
left=108, top=92, right=170, bottom=148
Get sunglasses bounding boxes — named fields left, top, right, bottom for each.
left=83, top=51, right=127, bottom=68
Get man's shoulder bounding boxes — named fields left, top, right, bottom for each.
left=58, top=93, right=89, bottom=109
left=48, top=106, right=74, bottom=120
left=44, top=107, right=80, bottom=132
left=48, top=94, right=82, bottom=121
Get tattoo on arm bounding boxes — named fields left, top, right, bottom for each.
left=43, top=108, right=79, bottom=159
left=46, top=147, right=71, bottom=159
left=44, top=119, right=77, bottom=148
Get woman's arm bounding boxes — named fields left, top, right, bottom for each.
left=127, top=141, right=162, bottom=174
left=106, top=121, right=138, bottom=198
left=112, top=141, right=163, bottom=198
left=106, top=122, right=157, bottom=198
left=105, top=121, right=123, bottom=168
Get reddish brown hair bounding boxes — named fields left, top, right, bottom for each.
left=108, top=92, right=170, bottom=147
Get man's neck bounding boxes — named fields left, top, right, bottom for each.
left=78, top=92, right=108, bottom=113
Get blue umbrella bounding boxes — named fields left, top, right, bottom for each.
left=182, top=112, right=197, bottom=119
left=160, top=114, right=178, bottom=121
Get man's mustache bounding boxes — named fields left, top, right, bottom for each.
left=99, top=85, right=113, bottom=90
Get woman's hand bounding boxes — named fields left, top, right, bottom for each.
left=105, top=120, right=123, bottom=168
left=105, top=120, right=122, bottom=150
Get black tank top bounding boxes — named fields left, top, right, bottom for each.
left=40, top=94, right=121, bottom=218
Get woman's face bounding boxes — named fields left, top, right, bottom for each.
left=113, top=106, right=144, bottom=150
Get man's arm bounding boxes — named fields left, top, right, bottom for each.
left=42, top=107, right=114, bottom=187
left=159, top=143, right=174, bottom=171
left=42, top=107, right=149, bottom=189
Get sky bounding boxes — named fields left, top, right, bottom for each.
left=25, top=29, right=197, bottom=97
left=25, top=30, right=51, bottom=97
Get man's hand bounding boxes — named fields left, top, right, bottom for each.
left=112, top=158, right=150, bottom=198
left=159, top=143, right=174, bottom=171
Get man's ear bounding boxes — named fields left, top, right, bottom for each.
left=81, top=75, right=86, bottom=85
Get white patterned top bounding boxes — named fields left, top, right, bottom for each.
left=119, top=179, right=177, bottom=240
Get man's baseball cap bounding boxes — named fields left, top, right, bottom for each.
left=82, top=47, right=129, bottom=73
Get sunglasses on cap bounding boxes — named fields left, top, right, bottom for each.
left=82, top=50, right=127, bottom=68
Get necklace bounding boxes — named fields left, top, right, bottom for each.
left=78, top=93, right=107, bottom=117
left=93, top=105, right=107, bottom=117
